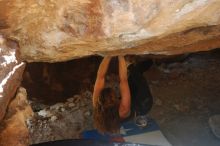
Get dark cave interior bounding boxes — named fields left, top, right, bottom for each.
left=21, top=49, right=220, bottom=105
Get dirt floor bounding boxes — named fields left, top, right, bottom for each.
left=26, top=51, right=220, bottom=146
left=147, top=51, right=220, bottom=146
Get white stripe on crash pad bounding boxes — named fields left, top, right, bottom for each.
left=123, top=130, right=172, bottom=146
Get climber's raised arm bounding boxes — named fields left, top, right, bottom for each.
left=118, top=56, right=131, bottom=119
left=93, top=56, right=112, bottom=107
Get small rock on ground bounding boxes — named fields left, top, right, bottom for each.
left=209, top=115, right=220, bottom=139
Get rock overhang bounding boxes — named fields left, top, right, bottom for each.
left=0, top=0, right=220, bottom=62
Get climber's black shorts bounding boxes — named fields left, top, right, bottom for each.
left=128, top=60, right=153, bottom=116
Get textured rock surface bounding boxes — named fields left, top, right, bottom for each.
left=0, top=35, right=26, bottom=121
left=0, top=87, right=34, bottom=146
left=27, top=92, right=93, bottom=144
left=1, top=0, right=220, bottom=62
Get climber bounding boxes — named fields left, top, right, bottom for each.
left=93, top=56, right=153, bottom=133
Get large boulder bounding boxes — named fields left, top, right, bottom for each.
left=0, top=35, right=26, bottom=121
left=0, top=87, right=33, bottom=146
left=0, top=0, right=220, bottom=62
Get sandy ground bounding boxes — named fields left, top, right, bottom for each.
left=27, top=51, right=220, bottom=146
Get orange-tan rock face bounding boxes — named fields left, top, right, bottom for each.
left=0, top=87, right=33, bottom=146
left=0, top=36, right=26, bottom=121
left=0, top=0, right=220, bottom=62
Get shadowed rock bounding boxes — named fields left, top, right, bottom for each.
left=0, top=87, right=33, bottom=146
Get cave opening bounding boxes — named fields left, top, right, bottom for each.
left=20, top=49, right=220, bottom=146
left=21, top=53, right=190, bottom=106
left=21, top=56, right=103, bottom=105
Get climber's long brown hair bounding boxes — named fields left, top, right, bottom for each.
left=93, top=87, right=120, bottom=133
